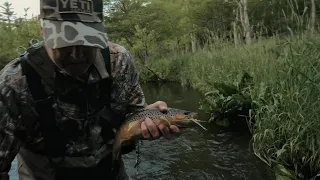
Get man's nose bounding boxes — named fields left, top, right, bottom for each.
left=70, top=46, right=84, bottom=59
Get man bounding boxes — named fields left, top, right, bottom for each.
left=0, top=0, right=179, bottom=179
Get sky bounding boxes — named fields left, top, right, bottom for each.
left=0, top=0, right=39, bottom=18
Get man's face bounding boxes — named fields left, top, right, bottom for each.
left=46, top=45, right=98, bottom=77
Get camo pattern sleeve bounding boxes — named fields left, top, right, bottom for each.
left=108, top=43, right=147, bottom=117
left=0, top=60, right=23, bottom=180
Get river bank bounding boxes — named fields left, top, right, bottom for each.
left=135, top=35, right=320, bottom=179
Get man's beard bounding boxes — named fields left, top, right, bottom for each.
left=58, top=56, right=92, bottom=77
left=53, top=47, right=97, bottom=77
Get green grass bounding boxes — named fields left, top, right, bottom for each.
left=136, top=34, right=320, bottom=179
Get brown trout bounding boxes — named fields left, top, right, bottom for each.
left=112, top=108, right=207, bottom=161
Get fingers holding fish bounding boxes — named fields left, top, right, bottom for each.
left=141, top=117, right=160, bottom=140
left=140, top=120, right=150, bottom=140
left=169, top=125, right=180, bottom=134
left=143, top=100, right=169, bottom=140
left=146, top=101, right=168, bottom=112
left=160, top=124, right=180, bottom=140
left=112, top=107, right=206, bottom=162
left=141, top=118, right=180, bottom=140
left=158, top=124, right=172, bottom=140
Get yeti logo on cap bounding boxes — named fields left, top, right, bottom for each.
left=58, top=0, right=93, bottom=14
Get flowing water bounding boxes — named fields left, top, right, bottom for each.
left=9, top=82, right=274, bottom=180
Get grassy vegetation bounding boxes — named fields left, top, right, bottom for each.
left=135, top=34, right=320, bottom=180
left=1, top=0, right=319, bottom=179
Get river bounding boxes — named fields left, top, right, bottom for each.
left=9, top=82, right=273, bottom=180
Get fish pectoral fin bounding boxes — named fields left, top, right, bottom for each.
left=132, top=129, right=143, bottom=140
left=159, top=116, right=171, bottom=126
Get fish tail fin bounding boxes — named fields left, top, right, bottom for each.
left=111, top=118, right=144, bottom=163
left=112, top=130, right=122, bottom=163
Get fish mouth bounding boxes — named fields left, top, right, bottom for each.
left=175, top=123, right=189, bottom=128
left=175, top=112, right=207, bottom=131
left=183, top=111, right=199, bottom=119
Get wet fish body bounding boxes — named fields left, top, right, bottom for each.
left=112, top=108, right=207, bottom=161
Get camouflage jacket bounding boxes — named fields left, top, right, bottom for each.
left=0, top=42, right=146, bottom=178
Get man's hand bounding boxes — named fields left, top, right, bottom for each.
left=141, top=101, right=180, bottom=140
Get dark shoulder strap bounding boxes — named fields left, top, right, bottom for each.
left=100, top=47, right=113, bottom=105
left=20, top=55, right=49, bottom=102
left=19, top=54, right=67, bottom=158
left=98, top=47, right=126, bottom=129
left=101, top=47, right=112, bottom=77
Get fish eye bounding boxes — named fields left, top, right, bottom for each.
left=183, top=111, right=191, bottom=115
left=160, top=110, right=168, bottom=114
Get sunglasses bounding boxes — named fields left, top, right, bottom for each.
left=54, top=46, right=97, bottom=59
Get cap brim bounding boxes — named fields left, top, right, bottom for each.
left=40, top=19, right=108, bottom=49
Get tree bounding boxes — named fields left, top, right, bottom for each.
left=24, top=8, right=30, bottom=20
left=238, top=0, right=252, bottom=44
left=310, top=0, right=316, bottom=34
left=0, top=2, right=16, bottom=25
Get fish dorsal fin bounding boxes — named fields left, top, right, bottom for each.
left=125, top=108, right=148, bottom=119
